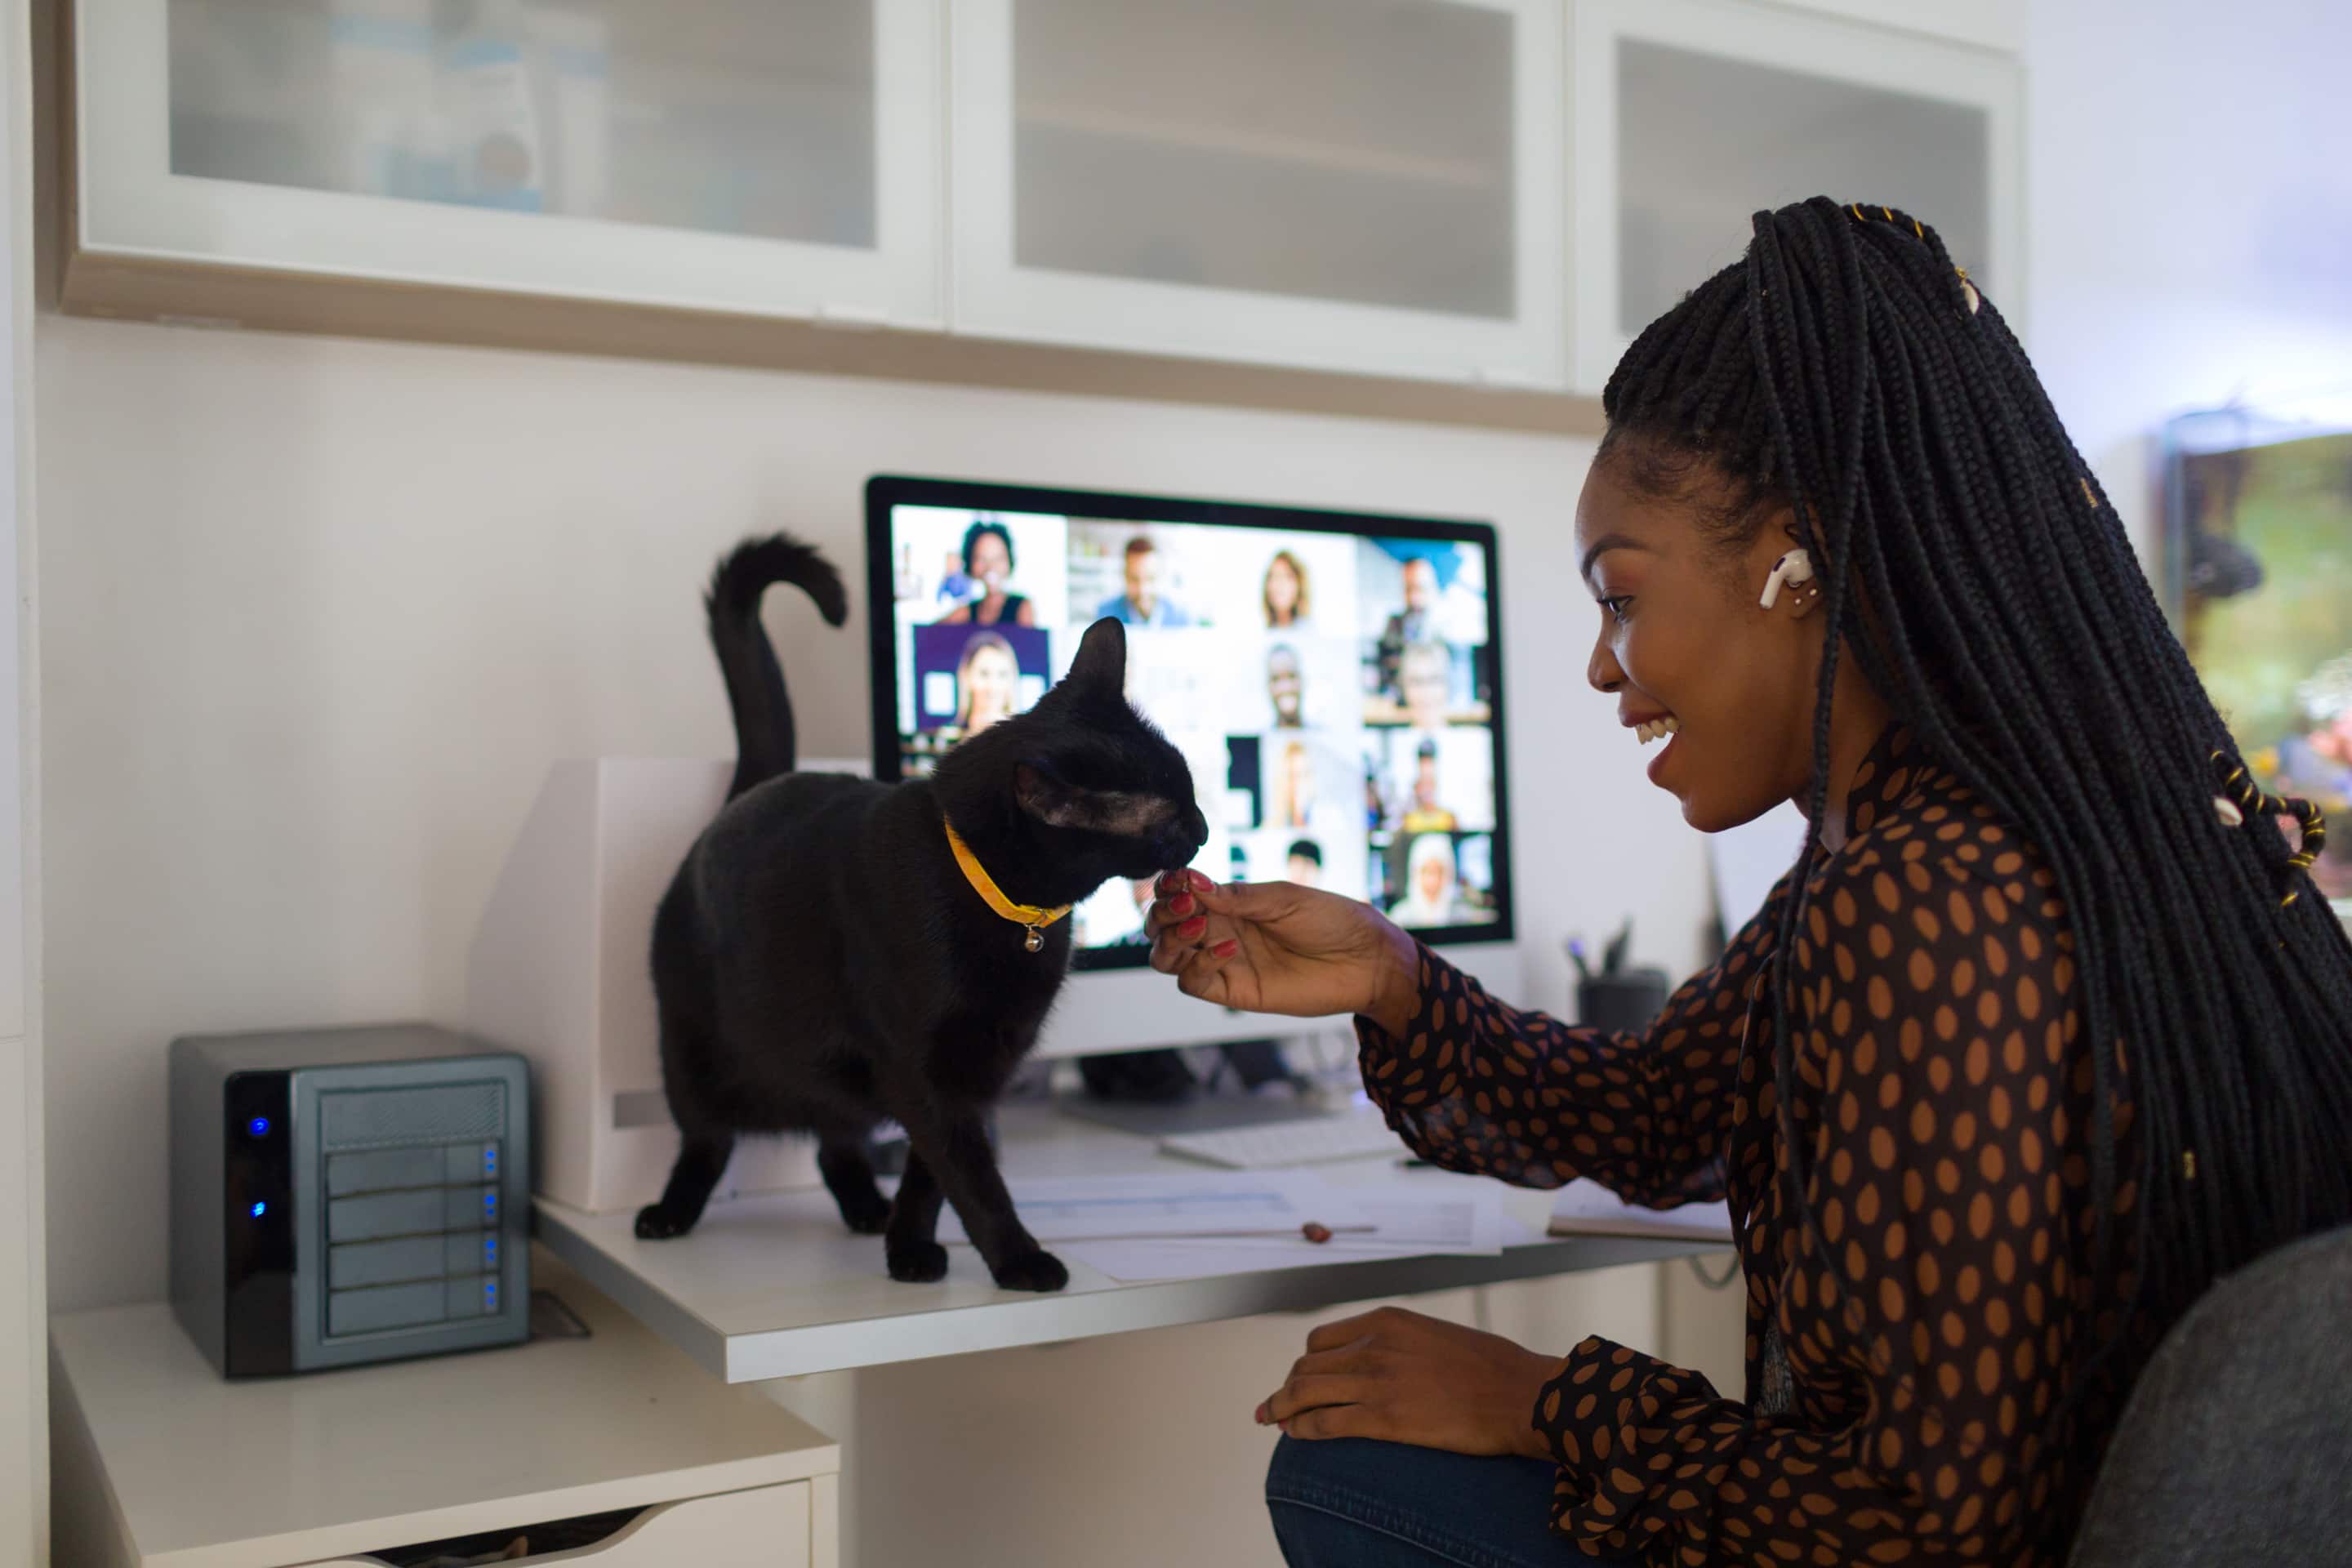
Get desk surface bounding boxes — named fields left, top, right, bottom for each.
left=535, top=1102, right=1720, bottom=1383
left=49, top=1250, right=836, bottom=1568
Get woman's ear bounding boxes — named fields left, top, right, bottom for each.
left=1749, top=506, right=1823, bottom=618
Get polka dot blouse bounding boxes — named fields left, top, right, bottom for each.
left=1356, top=727, right=2136, bottom=1566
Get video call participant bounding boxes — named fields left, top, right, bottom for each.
left=1398, top=641, right=1454, bottom=732
left=1374, top=556, right=1440, bottom=697
left=1284, top=839, right=1323, bottom=888
left=1264, top=550, right=1312, bottom=630
left=1386, top=833, right=1463, bottom=925
left=1098, top=535, right=1195, bottom=627
left=948, top=631, right=1020, bottom=738
left=939, top=520, right=1035, bottom=627
left=1275, top=741, right=1316, bottom=830
left=1399, top=740, right=1457, bottom=833
left=1268, top=644, right=1306, bottom=728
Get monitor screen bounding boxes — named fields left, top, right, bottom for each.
left=866, top=476, right=1513, bottom=969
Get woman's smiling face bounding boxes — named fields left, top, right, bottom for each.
left=1575, top=452, right=1824, bottom=832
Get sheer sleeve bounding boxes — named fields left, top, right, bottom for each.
left=1353, top=872, right=1793, bottom=1204
left=1526, top=829, right=2091, bottom=1563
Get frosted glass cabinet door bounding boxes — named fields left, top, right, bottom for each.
left=75, top=0, right=945, bottom=326
left=1573, top=0, right=2020, bottom=392
left=951, top=0, right=1567, bottom=386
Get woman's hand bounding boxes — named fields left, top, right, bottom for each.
left=1145, top=873, right=1419, bottom=1032
left=1255, top=1306, right=1563, bottom=1460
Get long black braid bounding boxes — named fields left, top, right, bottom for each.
left=1601, top=196, right=2352, bottom=1540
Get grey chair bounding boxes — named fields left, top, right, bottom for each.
left=2068, top=1222, right=2352, bottom=1565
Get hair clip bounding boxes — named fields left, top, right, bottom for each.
left=2212, top=749, right=2328, bottom=904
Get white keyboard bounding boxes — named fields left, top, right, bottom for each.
left=1160, top=1113, right=1406, bottom=1169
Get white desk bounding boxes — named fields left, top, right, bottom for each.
left=49, top=1250, right=840, bottom=1568
left=535, top=1102, right=1720, bottom=1383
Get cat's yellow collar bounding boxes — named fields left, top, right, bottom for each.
left=942, top=818, right=1071, bottom=952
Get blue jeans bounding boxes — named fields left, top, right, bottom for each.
left=1265, top=1436, right=1609, bottom=1567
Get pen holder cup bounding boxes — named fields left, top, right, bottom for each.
left=1576, top=969, right=1670, bottom=1033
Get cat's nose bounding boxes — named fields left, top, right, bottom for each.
left=1153, top=805, right=1209, bottom=870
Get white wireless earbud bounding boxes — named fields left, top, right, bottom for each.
left=1758, top=548, right=1817, bottom=610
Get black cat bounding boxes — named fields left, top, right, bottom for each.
left=635, top=534, right=1208, bottom=1292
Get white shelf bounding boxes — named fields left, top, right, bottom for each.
left=1016, top=104, right=1506, bottom=190
left=534, top=1101, right=1719, bottom=1384
left=49, top=1248, right=838, bottom=1568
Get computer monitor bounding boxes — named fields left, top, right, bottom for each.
left=866, top=475, right=1524, bottom=1055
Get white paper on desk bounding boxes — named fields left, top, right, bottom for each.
left=1351, top=1188, right=1503, bottom=1253
left=1547, top=1178, right=1734, bottom=1243
left=1056, top=1186, right=1506, bottom=1282
left=936, top=1172, right=1370, bottom=1245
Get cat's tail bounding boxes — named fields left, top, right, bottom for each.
left=705, top=533, right=849, bottom=800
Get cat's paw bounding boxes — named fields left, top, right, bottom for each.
left=635, top=1203, right=695, bottom=1241
left=990, top=1249, right=1069, bottom=1294
left=886, top=1241, right=950, bottom=1283
left=835, top=1190, right=892, bottom=1236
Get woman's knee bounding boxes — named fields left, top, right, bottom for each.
left=1266, top=1433, right=1413, bottom=1508
left=1265, top=1435, right=1577, bottom=1568
left=1266, top=1437, right=1414, bottom=1567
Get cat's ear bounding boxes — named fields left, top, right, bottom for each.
left=1064, top=617, right=1127, bottom=693
left=1013, top=760, right=1079, bottom=826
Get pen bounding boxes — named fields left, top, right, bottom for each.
left=1601, top=919, right=1633, bottom=977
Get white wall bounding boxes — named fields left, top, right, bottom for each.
left=33, top=315, right=1709, bottom=1313
left=0, top=0, right=41, bottom=1557
left=2024, top=0, right=2352, bottom=562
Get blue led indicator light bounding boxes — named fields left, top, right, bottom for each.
left=483, top=1191, right=497, bottom=1210
left=248, top=1200, right=267, bottom=1218
left=247, top=1116, right=270, bottom=1137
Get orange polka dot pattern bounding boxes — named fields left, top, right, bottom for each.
left=1356, top=729, right=2136, bottom=1566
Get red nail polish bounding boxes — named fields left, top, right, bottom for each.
left=1191, top=871, right=1213, bottom=892
left=1169, top=894, right=1194, bottom=915
left=1214, top=938, right=1239, bottom=958
left=1181, top=915, right=1209, bottom=938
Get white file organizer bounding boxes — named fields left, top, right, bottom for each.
left=464, top=757, right=866, bottom=1214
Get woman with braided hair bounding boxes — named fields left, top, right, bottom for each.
left=1145, top=196, right=2352, bottom=1566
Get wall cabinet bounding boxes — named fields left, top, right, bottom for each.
left=74, top=0, right=946, bottom=326
left=950, top=0, right=1566, bottom=386
left=61, top=0, right=2024, bottom=414
left=1571, top=0, right=2021, bottom=391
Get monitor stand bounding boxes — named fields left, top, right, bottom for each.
left=1054, top=1080, right=1351, bottom=1140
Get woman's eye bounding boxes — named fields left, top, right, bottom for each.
left=1599, top=595, right=1633, bottom=621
